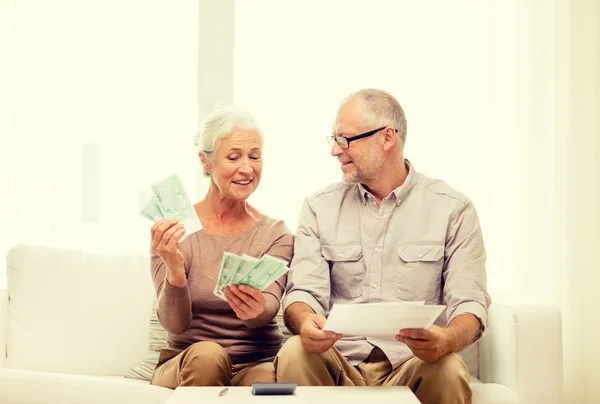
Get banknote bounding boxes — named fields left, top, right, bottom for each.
left=139, top=174, right=202, bottom=242
left=139, top=194, right=165, bottom=222
left=214, top=252, right=246, bottom=301
left=214, top=253, right=289, bottom=301
left=237, top=254, right=288, bottom=291
left=231, top=254, right=260, bottom=285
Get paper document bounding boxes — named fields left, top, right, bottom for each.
left=323, top=302, right=445, bottom=340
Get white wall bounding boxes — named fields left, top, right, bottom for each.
left=0, top=0, right=16, bottom=289
left=9, top=0, right=199, bottom=257
left=558, top=0, right=600, bottom=400
left=196, top=0, right=235, bottom=197
left=234, top=0, right=557, bottom=305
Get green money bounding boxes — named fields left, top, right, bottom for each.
left=151, top=174, right=196, bottom=222
left=238, top=254, right=289, bottom=291
left=214, top=252, right=246, bottom=300
left=231, top=254, right=260, bottom=285
left=139, top=195, right=165, bottom=222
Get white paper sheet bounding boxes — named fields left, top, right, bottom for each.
left=323, top=302, right=446, bottom=340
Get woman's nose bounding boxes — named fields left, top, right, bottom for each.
left=239, top=158, right=252, bottom=173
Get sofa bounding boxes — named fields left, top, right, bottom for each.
left=0, top=244, right=563, bottom=404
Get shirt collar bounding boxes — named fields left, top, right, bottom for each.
left=358, top=159, right=417, bottom=206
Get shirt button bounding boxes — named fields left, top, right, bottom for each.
left=374, top=247, right=379, bottom=253
left=339, top=253, right=344, bottom=258
left=372, top=283, right=378, bottom=288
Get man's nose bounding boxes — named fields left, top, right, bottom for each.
left=331, top=142, right=343, bottom=157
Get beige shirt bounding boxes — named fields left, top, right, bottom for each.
left=151, top=217, right=294, bottom=364
left=283, top=160, right=491, bottom=369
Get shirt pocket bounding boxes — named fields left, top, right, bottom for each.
left=321, top=244, right=365, bottom=299
left=396, top=244, right=444, bottom=303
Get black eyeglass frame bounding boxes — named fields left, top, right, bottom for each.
left=327, top=126, right=398, bottom=149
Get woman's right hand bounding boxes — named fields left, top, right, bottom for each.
left=151, top=219, right=187, bottom=287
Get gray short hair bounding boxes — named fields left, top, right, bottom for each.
left=342, top=88, right=407, bottom=144
left=193, top=106, right=263, bottom=176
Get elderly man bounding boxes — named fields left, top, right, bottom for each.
left=274, top=89, right=491, bottom=404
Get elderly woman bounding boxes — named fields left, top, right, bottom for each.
left=149, top=107, right=293, bottom=388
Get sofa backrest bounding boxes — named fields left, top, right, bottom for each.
left=5, top=244, right=154, bottom=376
left=3, top=244, right=481, bottom=379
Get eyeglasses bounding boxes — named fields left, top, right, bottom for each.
left=327, top=126, right=398, bottom=149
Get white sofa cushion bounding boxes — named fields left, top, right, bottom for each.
left=125, top=299, right=167, bottom=381
left=0, top=368, right=172, bottom=404
left=6, top=245, right=154, bottom=375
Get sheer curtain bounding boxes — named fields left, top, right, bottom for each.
left=0, top=0, right=199, bottom=289
left=234, top=0, right=599, bottom=401
left=235, top=0, right=556, bottom=305
left=553, top=0, right=600, bottom=401
left=0, top=0, right=16, bottom=289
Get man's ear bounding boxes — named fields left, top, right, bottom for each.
left=199, top=152, right=211, bottom=175
left=382, top=127, right=397, bottom=151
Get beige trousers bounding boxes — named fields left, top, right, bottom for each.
left=274, top=336, right=472, bottom=404
left=150, top=341, right=275, bottom=388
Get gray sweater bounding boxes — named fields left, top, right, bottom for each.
left=151, top=217, right=293, bottom=364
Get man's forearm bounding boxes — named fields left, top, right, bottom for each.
left=284, top=302, right=315, bottom=334
left=446, top=313, right=482, bottom=353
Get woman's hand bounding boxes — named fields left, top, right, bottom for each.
left=151, top=219, right=187, bottom=287
left=224, top=284, right=267, bottom=320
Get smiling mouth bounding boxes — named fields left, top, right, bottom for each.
left=233, top=180, right=252, bottom=185
left=340, top=161, right=352, bottom=166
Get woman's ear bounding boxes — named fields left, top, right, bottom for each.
left=199, top=152, right=211, bottom=175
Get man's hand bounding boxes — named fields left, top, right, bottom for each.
left=395, top=325, right=453, bottom=363
left=299, top=313, right=342, bottom=354
left=224, top=284, right=267, bottom=321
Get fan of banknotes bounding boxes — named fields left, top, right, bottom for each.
left=140, top=174, right=203, bottom=242
left=213, top=252, right=289, bottom=301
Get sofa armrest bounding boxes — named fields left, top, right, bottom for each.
left=479, top=303, right=563, bottom=404
left=0, top=289, right=7, bottom=368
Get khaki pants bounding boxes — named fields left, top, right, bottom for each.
left=150, top=341, right=275, bottom=388
left=274, top=336, right=472, bottom=404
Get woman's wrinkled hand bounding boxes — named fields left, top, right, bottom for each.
left=224, top=284, right=267, bottom=321
left=151, top=219, right=186, bottom=287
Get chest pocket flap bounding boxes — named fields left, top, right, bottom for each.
left=321, top=244, right=363, bottom=262
left=397, top=244, right=444, bottom=262
left=321, top=244, right=364, bottom=299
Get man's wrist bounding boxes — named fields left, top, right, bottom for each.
left=441, top=328, right=458, bottom=355
left=446, top=313, right=482, bottom=353
left=285, top=302, right=315, bottom=334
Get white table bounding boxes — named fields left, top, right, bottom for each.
left=165, top=386, right=421, bottom=404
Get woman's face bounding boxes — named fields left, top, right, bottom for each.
left=205, top=128, right=263, bottom=201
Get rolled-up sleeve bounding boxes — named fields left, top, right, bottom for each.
left=283, top=198, right=331, bottom=317
left=443, top=200, right=491, bottom=337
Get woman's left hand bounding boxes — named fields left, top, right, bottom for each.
left=224, top=284, right=267, bottom=320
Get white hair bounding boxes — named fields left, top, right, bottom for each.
left=194, top=106, right=263, bottom=154
left=193, top=107, right=263, bottom=175
left=342, top=88, right=407, bottom=144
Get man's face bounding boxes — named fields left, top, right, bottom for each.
left=332, top=100, right=384, bottom=184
